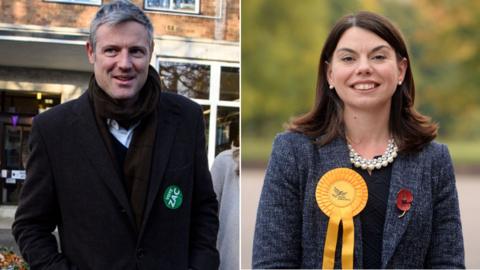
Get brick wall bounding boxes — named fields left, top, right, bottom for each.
left=0, top=0, right=239, bottom=42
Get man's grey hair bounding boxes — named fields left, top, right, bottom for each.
left=89, top=0, right=154, bottom=51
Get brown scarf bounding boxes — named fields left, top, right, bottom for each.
left=88, top=66, right=161, bottom=230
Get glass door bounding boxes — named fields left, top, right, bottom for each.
left=1, top=124, right=30, bottom=205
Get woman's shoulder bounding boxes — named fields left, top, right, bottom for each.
left=267, top=131, right=317, bottom=163
left=272, top=132, right=347, bottom=155
left=410, top=140, right=454, bottom=172
left=420, top=140, right=451, bottom=159
left=273, top=131, right=313, bottom=146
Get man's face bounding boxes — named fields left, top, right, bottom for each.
left=87, top=21, right=152, bottom=102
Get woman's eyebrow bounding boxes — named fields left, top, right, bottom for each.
left=335, top=44, right=391, bottom=54
left=335, top=47, right=356, bottom=54
left=370, top=45, right=392, bottom=53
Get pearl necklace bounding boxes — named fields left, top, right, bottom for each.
left=348, top=139, right=398, bottom=171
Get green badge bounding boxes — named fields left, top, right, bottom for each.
left=163, top=185, right=183, bottom=209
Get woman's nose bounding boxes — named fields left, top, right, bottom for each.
left=355, top=56, right=372, bottom=75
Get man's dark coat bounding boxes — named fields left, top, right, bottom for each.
left=13, top=92, right=219, bottom=270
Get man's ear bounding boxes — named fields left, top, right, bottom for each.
left=149, top=41, right=154, bottom=60
left=86, top=41, right=95, bottom=64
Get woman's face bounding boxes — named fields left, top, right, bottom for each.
left=327, top=27, right=407, bottom=113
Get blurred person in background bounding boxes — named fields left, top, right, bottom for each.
left=211, top=118, right=239, bottom=270
left=252, top=11, right=464, bottom=269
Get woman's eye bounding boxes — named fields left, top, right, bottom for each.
left=372, top=55, right=386, bottom=60
left=341, top=56, right=354, bottom=62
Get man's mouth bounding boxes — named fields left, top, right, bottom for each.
left=113, top=75, right=135, bottom=82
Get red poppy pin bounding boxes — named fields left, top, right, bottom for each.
left=396, top=189, right=413, bottom=218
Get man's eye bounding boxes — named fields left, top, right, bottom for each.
left=131, top=49, right=145, bottom=57
left=104, top=48, right=117, bottom=56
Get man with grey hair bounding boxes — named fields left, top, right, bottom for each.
left=12, top=1, right=220, bottom=269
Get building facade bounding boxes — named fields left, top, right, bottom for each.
left=0, top=0, right=239, bottom=207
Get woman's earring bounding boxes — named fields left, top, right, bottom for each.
left=398, top=81, right=402, bottom=85
left=329, top=85, right=334, bottom=89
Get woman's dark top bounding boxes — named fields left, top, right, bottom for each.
left=354, top=163, right=392, bottom=269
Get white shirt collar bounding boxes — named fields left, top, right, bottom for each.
left=106, top=119, right=140, bottom=148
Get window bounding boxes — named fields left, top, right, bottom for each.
left=158, top=59, right=239, bottom=166
left=220, top=67, right=240, bottom=101
left=160, top=62, right=210, bottom=99
left=44, top=0, right=101, bottom=5
left=145, top=0, right=200, bottom=14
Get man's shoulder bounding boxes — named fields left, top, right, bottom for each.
left=34, top=95, right=83, bottom=126
left=160, top=92, right=199, bottom=107
left=159, top=92, right=202, bottom=115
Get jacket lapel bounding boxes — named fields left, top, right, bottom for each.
left=138, top=95, right=181, bottom=239
left=381, top=152, right=421, bottom=268
left=70, top=93, right=136, bottom=229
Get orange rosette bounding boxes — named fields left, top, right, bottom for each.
left=315, top=168, right=368, bottom=269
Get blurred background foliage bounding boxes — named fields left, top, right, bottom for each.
left=242, top=0, right=480, bottom=167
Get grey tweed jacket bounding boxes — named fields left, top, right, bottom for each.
left=252, top=132, right=465, bottom=269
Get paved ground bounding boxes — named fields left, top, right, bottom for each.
left=0, top=206, right=18, bottom=253
left=241, top=169, right=480, bottom=269
left=0, top=229, right=18, bottom=253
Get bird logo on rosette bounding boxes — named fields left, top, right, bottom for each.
left=332, top=187, right=350, bottom=201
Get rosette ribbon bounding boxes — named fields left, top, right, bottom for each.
left=316, top=168, right=368, bottom=269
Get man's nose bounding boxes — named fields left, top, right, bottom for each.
left=117, top=50, right=133, bottom=70
left=355, top=56, right=372, bottom=75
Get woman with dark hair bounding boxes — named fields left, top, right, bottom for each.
left=252, top=11, right=464, bottom=269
